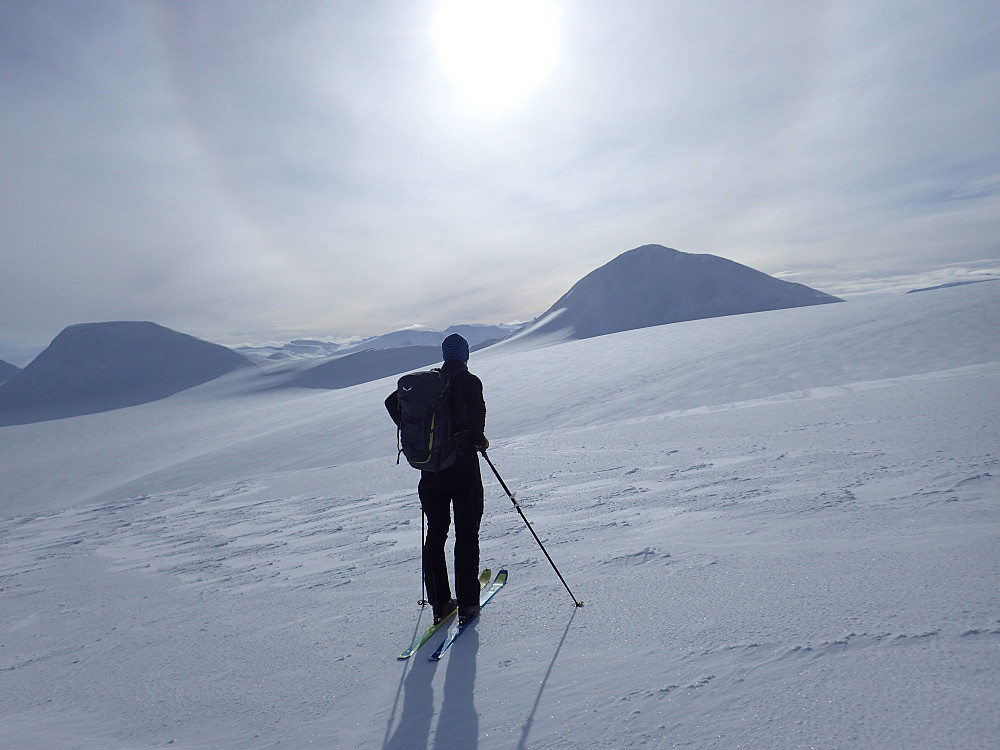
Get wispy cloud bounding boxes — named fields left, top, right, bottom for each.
left=2, top=0, right=998, bottom=355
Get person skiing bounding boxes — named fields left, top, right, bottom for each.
left=385, top=333, right=489, bottom=624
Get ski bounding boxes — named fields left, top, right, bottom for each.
left=397, top=569, right=491, bottom=660
left=428, top=569, right=508, bottom=661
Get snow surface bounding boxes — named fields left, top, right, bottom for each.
left=518, top=244, right=842, bottom=341
left=238, top=325, right=513, bottom=364
left=287, top=346, right=443, bottom=390
left=0, top=358, right=18, bottom=385
left=1, top=283, right=998, bottom=749
left=0, top=322, right=249, bottom=426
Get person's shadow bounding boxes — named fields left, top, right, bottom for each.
left=383, top=624, right=481, bottom=750
left=384, top=657, right=436, bottom=750
left=434, top=624, right=480, bottom=750
left=517, top=609, right=577, bottom=749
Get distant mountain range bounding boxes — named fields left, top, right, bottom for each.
left=0, top=244, right=847, bottom=424
left=237, top=324, right=513, bottom=362
left=272, top=327, right=509, bottom=390
left=286, top=346, right=442, bottom=390
left=510, top=244, right=842, bottom=342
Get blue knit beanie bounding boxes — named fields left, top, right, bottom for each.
left=442, top=333, right=470, bottom=363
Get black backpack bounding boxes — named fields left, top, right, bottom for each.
left=395, top=369, right=459, bottom=472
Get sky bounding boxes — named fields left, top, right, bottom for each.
left=1, top=0, right=999, bottom=365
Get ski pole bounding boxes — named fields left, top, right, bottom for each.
left=481, top=451, right=584, bottom=607
left=418, top=510, right=428, bottom=606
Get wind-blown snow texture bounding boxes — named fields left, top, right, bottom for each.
left=1, top=284, right=998, bottom=749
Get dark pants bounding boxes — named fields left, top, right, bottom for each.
left=418, top=454, right=484, bottom=609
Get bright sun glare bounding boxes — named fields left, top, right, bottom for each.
left=432, top=0, right=560, bottom=111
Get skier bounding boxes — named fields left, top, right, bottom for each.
left=385, top=333, right=489, bottom=624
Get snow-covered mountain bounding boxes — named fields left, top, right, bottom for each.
left=0, top=248, right=845, bottom=415
left=238, top=324, right=513, bottom=362
left=513, top=244, right=842, bottom=342
left=281, top=328, right=512, bottom=390
left=0, top=321, right=249, bottom=426
left=237, top=338, right=346, bottom=361
left=287, top=345, right=442, bottom=390
left=0, top=357, right=19, bottom=384
left=343, top=324, right=513, bottom=353
left=1, top=283, right=997, bottom=750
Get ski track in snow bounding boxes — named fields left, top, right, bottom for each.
left=2, top=286, right=999, bottom=749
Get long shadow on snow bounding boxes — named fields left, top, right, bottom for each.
left=383, top=621, right=481, bottom=750
left=518, top=608, right=578, bottom=750
left=435, top=625, right=480, bottom=749
left=384, top=653, right=435, bottom=750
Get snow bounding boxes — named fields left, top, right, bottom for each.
left=0, top=358, right=18, bottom=384
left=287, top=346, right=443, bottom=390
left=1, top=283, right=998, bottom=749
left=236, top=325, right=512, bottom=364
left=519, top=244, right=842, bottom=341
left=0, top=321, right=248, bottom=426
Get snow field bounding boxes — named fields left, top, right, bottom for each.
left=1, top=283, right=998, bottom=749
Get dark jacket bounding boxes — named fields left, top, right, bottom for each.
left=385, top=360, right=487, bottom=456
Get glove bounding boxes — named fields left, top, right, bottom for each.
left=475, top=437, right=490, bottom=452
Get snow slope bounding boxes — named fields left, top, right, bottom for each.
left=514, top=244, right=842, bottom=342
left=238, top=325, right=513, bottom=363
left=287, top=346, right=442, bottom=390
left=0, top=321, right=248, bottom=426
left=1, top=283, right=998, bottom=749
left=340, top=325, right=513, bottom=354
left=0, top=358, right=19, bottom=384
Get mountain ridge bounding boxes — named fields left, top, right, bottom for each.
left=0, top=321, right=249, bottom=426
left=0, top=244, right=847, bottom=416
left=514, top=244, right=842, bottom=341
left=237, top=324, right=513, bottom=362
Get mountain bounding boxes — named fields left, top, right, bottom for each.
left=0, top=358, right=19, bottom=384
left=514, top=244, right=842, bottom=341
left=239, top=325, right=514, bottom=390
left=238, top=338, right=345, bottom=361
left=238, top=325, right=513, bottom=363
left=0, top=321, right=249, bottom=425
left=342, top=324, right=512, bottom=353
left=286, top=345, right=441, bottom=389
left=283, top=327, right=512, bottom=390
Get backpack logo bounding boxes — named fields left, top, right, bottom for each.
left=395, top=369, right=458, bottom=472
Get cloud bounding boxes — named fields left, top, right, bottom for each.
left=1, top=0, right=998, bottom=354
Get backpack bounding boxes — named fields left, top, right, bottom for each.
left=395, top=369, right=459, bottom=472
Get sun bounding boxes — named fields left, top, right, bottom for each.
left=431, top=0, right=561, bottom=111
